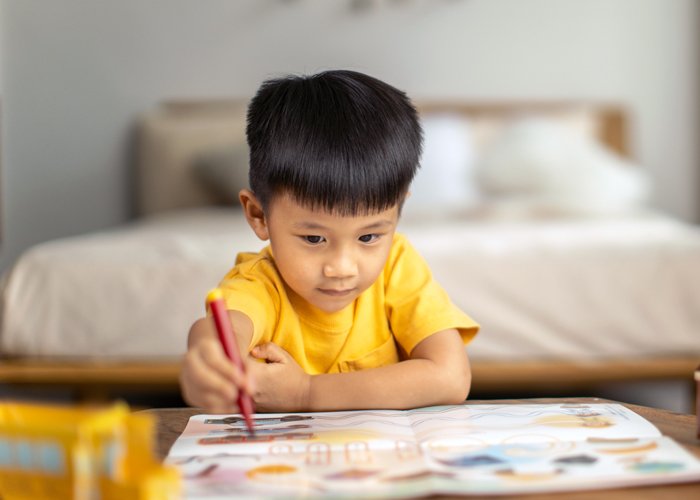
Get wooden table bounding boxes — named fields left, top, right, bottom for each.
left=146, top=397, right=700, bottom=499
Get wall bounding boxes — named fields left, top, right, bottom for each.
left=0, top=0, right=698, bottom=271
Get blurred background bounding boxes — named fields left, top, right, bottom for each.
left=0, top=0, right=698, bottom=270
left=0, top=0, right=698, bottom=412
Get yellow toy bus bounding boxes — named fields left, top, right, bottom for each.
left=0, top=401, right=180, bottom=499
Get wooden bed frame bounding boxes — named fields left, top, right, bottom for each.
left=0, top=356, right=697, bottom=402
left=1, top=100, right=696, bottom=404
left=415, top=101, right=629, bottom=158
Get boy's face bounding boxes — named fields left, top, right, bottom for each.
left=247, top=192, right=400, bottom=313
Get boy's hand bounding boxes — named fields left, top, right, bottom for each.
left=180, top=316, right=255, bottom=413
left=248, top=342, right=311, bottom=412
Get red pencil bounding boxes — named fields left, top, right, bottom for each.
left=206, top=288, right=255, bottom=434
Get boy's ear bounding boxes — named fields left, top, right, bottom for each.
left=239, top=189, right=270, bottom=240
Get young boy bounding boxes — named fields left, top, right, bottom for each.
left=180, top=69, right=479, bottom=414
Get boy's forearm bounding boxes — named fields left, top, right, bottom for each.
left=306, top=357, right=471, bottom=411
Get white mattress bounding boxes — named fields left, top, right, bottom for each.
left=1, top=207, right=699, bottom=361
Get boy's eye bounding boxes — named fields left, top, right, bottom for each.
left=358, top=234, right=379, bottom=243
left=303, top=235, right=325, bottom=244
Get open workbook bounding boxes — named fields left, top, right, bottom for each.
left=166, top=403, right=700, bottom=498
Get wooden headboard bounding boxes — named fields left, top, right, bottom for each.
left=416, top=102, right=628, bottom=158
left=136, top=99, right=629, bottom=216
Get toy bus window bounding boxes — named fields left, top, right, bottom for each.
left=37, top=442, right=64, bottom=474
left=101, top=441, right=122, bottom=478
left=15, top=441, right=32, bottom=469
left=0, top=438, right=10, bottom=466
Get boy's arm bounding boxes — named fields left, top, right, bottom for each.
left=249, top=328, right=470, bottom=412
left=310, top=328, right=471, bottom=410
left=180, top=310, right=256, bottom=412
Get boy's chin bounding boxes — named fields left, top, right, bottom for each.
left=308, top=295, right=356, bottom=314
left=313, top=301, right=353, bottom=314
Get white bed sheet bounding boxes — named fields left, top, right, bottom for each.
left=1, top=208, right=699, bottom=361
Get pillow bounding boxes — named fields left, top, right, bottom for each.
left=137, top=101, right=249, bottom=215
left=474, top=118, right=651, bottom=217
left=191, top=145, right=250, bottom=206
left=402, top=113, right=480, bottom=219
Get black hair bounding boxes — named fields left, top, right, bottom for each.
left=246, top=69, right=423, bottom=215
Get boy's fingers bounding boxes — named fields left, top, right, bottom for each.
left=230, top=364, right=255, bottom=395
left=193, top=342, right=257, bottom=403
left=201, top=341, right=254, bottom=394
left=198, top=339, right=240, bottom=380
left=187, top=349, right=239, bottom=403
left=183, top=336, right=257, bottom=412
left=251, top=342, right=287, bottom=363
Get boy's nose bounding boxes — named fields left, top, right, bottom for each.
left=323, top=252, right=358, bottom=279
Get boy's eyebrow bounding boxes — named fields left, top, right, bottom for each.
left=292, top=222, right=328, bottom=231
left=359, top=220, right=395, bottom=230
left=292, top=220, right=394, bottom=231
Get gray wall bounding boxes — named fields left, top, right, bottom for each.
left=1, top=0, right=698, bottom=271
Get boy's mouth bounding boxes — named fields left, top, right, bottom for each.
left=318, top=288, right=356, bottom=297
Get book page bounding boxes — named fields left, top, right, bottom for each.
left=168, top=408, right=415, bottom=458
left=407, top=403, right=662, bottom=446
left=166, top=403, right=700, bottom=498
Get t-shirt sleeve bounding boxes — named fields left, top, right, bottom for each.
left=215, top=254, right=281, bottom=350
left=384, top=234, right=479, bottom=355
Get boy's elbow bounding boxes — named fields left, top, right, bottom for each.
left=438, top=364, right=472, bottom=405
left=447, top=376, right=471, bottom=404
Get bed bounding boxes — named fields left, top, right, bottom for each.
left=1, top=99, right=698, bottom=403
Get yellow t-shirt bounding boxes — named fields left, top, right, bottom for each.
left=217, top=233, right=478, bottom=375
